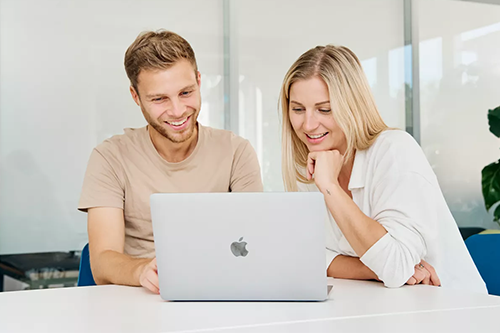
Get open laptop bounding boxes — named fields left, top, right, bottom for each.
left=150, top=192, right=328, bottom=301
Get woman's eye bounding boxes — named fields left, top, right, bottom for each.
left=292, top=108, right=304, bottom=112
left=319, top=109, right=331, bottom=113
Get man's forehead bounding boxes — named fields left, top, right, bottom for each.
left=137, top=67, right=198, bottom=96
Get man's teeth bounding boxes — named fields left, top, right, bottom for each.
left=307, top=133, right=327, bottom=139
left=168, top=117, right=188, bottom=126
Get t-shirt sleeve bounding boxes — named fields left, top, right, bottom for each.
left=230, top=139, right=263, bottom=192
left=78, top=148, right=125, bottom=212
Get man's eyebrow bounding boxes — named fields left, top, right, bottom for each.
left=145, top=93, right=166, bottom=99
left=180, top=84, right=197, bottom=92
left=145, top=85, right=198, bottom=99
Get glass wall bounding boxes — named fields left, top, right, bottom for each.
left=0, top=0, right=499, bottom=255
left=235, top=0, right=406, bottom=190
left=0, top=0, right=224, bottom=254
left=417, top=0, right=500, bottom=229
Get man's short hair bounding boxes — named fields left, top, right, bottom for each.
left=124, top=30, right=198, bottom=91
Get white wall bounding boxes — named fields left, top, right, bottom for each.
left=417, top=0, right=500, bottom=229
left=235, top=0, right=406, bottom=190
left=0, top=0, right=224, bottom=254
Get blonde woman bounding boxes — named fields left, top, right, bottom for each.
left=280, top=45, right=487, bottom=293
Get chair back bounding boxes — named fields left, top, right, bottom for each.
left=77, top=243, right=96, bottom=286
left=466, top=234, right=500, bottom=296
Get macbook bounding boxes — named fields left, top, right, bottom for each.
left=150, top=192, right=328, bottom=301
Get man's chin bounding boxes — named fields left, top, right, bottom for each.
left=164, top=127, right=196, bottom=144
left=150, top=117, right=198, bottom=143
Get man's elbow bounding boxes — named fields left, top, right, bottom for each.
left=89, top=251, right=111, bottom=285
left=92, top=271, right=108, bottom=285
left=90, top=263, right=107, bottom=285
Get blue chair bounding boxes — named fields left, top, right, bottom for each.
left=465, top=234, right=500, bottom=296
left=459, top=226, right=486, bottom=241
left=77, top=243, right=96, bottom=286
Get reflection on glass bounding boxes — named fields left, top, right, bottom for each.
left=0, top=0, right=225, bottom=254
left=418, top=0, right=500, bottom=230
left=236, top=0, right=405, bottom=191
left=361, top=57, right=377, bottom=88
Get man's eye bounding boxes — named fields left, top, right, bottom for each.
left=181, top=91, right=192, bottom=96
left=152, top=97, right=164, bottom=102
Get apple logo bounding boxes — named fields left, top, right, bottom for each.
left=230, top=237, right=249, bottom=257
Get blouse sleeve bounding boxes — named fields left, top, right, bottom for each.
left=359, top=171, right=438, bottom=288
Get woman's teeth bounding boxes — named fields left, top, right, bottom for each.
left=306, top=132, right=327, bottom=139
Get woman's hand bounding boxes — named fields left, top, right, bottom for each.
left=307, top=150, right=344, bottom=193
left=406, top=260, right=441, bottom=286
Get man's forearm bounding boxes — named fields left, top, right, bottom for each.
left=92, top=250, right=150, bottom=286
left=327, top=255, right=379, bottom=281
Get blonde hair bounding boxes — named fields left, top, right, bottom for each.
left=280, top=45, right=388, bottom=191
left=124, top=30, right=198, bottom=91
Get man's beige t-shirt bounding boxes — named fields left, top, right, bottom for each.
left=78, top=124, right=263, bottom=258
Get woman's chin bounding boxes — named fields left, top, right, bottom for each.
left=307, top=145, right=333, bottom=152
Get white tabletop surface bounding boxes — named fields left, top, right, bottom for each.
left=218, top=306, right=500, bottom=333
left=0, top=278, right=499, bottom=332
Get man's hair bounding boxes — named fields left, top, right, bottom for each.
left=124, top=30, right=198, bottom=91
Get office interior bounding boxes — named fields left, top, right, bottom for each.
left=0, top=0, right=499, bottom=301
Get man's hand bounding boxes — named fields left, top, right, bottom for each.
left=406, top=260, right=441, bottom=286
left=139, top=257, right=160, bottom=294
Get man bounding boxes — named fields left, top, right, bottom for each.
left=78, top=30, right=263, bottom=294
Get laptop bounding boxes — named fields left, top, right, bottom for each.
left=150, top=192, right=328, bottom=301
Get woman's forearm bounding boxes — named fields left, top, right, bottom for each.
left=323, top=183, right=387, bottom=257
left=327, top=255, right=379, bottom=280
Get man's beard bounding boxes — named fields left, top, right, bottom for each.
left=142, top=106, right=198, bottom=144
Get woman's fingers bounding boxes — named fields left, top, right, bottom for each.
left=406, top=276, right=417, bottom=285
left=412, top=266, right=426, bottom=284
left=421, top=260, right=441, bottom=286
left=307, top=153, right=317, bottom=180
left=421, top=269, right=431, bottom=285
left=406, top=261, right=440, bottom=287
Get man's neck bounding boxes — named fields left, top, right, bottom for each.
left=149, top=124, right=199, bottom=163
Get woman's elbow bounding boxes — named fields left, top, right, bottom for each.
left=382, top=276, right=408, bottom=288
left=378, top=262, right=415, bottom=288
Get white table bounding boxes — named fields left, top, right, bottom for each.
left=0, top=279, right=499, bottom=332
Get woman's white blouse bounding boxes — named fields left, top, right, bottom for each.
left=298, top=130, right=487, bottom=294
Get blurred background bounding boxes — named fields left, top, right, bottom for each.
left=0, top=0, right=499, bottom=289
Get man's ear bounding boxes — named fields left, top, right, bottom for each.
left=196, top=71, right=201, bottom=87
left=130, top=86, right=140, bottom=106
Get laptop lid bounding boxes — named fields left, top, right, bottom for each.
left=151, top=192, right=327, bottom=301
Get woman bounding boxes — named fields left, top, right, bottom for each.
left=280, top=45, right=487, bottom=293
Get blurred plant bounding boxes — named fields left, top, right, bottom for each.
left=481, top=106, right=500, bottom=226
